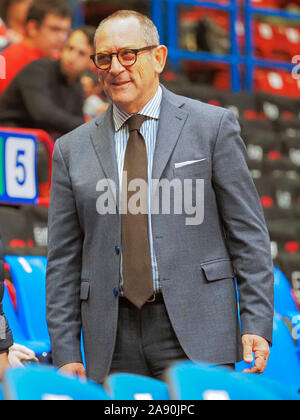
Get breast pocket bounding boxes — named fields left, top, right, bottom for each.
left=173, top=158, right=210, bottom=179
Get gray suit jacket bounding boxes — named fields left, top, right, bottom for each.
left=46, top=86, right=274, bottom=383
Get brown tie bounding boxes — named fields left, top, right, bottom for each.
left=121, top=115, right=154, bottom=309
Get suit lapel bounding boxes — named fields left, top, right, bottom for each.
left=89, top=88, right=188, bottom=210
left=90, top=106, right=120, bottom=211
left=152, top=87, right=188, bottom=184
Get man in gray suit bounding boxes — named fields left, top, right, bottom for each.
left=46, top=10, right=274, bottom=384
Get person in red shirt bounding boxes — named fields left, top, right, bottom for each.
left=0, top=0, right=33, bottom=47
left=0, top=0, right=72, bottom=95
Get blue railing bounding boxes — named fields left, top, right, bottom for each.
left=150, top=0, right=300, bottom=92
left=151, top=0, right=241, bottom=92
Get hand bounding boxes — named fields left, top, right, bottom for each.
left=8, top=344, right=38, bottom=368
left=0, top=353, right=10, bottom=380
left=59, top=363, right=86, bottom=380
left=242, top=334, right=270, bottom=374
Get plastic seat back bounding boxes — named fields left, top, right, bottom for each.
left=4, top=255, right=50, bottom=346
left=166, top=361, right=277, bottom=400
left=105, top=373, right=170, bottom=400
left=274, top=266, right=299, bottom=314
left=3, top=365, right=111, bottom=401
left=2, top=282, right=50, bottom=355
left=242, top=375, right=300, bottom=401
left=0, top=385, right=4, bottom=401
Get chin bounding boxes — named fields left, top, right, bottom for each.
left=111, top=94, right=134, bottom=109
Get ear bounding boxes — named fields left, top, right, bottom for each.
left=153, top=45, right=168, bottom=75
left=25, top=20, right=39, bottom=39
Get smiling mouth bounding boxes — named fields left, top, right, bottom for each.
left=111, top=81, right=131, bottom=87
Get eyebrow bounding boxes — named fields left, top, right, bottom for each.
left=95, top=46, right=141, bottom=54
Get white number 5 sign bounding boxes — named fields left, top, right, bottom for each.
left=0, top=134, right=38, bottom=204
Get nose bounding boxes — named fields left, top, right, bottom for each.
left=109, top=54, right=125, bottom=75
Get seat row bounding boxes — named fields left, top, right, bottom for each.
left=0, top=206, right=48, bottom=257
left=1, top=358, right=300, bottom=401
left=2, top=254, right=300, bottom=395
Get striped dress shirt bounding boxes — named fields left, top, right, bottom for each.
left=113, top=86, right=162, bottom=293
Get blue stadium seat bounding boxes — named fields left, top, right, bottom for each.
left=81, top=331, right=86, bottom=369
left=3, top=365, right=111, bottom=401
left=105, top=373, right=170, bottom=400
left=166, top=361, right=278, bottom=400
left=4, top=256, right=51, bottom=349
left=273, top=267, right=300, bottom=350
left=236, top=313, right=300, bottom=393
left=274, top=266, right=299, bottom=314
left=241, top=375, right=300, bottom=401
left=2, top=283, right=50, bottom=355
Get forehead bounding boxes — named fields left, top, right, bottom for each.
left=65, top=31, right=93, bottom=53
left=68, top=31, right=87, bottom=46
left=95, top=17, right=144, bottom=51
left=41, top=13, right=71, bottom=28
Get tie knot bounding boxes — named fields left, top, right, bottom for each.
left=127, top=114, right=147, bottom=133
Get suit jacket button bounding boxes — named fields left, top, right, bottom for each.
left=113, top=288, right=119, bottom=297
left=115, top=246, right=120, bottom=255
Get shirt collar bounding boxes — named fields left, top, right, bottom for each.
left=113, top=85, right=162, bottom=132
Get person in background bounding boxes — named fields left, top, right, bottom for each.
left=0, top=230, right=38, bottom=379
left=0, top=232, right=13, bottom=380
left=81, top=70, right=109, bottom=119
left=0, top=0, right=72, bottom=95
left=0, top=0, right=33, bottom=49
left=8, top=344, right=38, bottom=367
left=0, top=27, right=95, bottom=138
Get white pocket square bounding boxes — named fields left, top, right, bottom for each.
left=175, top=159, right=207, bottom=169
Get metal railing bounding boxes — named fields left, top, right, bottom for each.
left=150, top=0, right=300, bottom=92
left=151, top=0, right=241, bottom=92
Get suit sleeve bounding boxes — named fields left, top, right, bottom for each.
left=46, top=139, right=83, bottom=368
left=0, top=233, right=13, bottom=353
left=212, top=110, right=274, bottom=344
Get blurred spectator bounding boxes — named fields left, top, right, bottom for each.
left=0, top=232, right=13, bottom=380
left=8, top=344, right=38, bottom=367
left=0, top=0, right=72, bottom=95
left=81, top=70, right=109, bottom=119
left=0, top=0, right=33, bottom=49
left=0, top=27, right=95, bottom=138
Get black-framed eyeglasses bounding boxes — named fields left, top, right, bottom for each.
left=90, top=45, right=158, bottom=70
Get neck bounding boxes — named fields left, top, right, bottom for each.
left=24, top=37, right=37, bottom=49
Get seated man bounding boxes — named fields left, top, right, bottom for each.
left=0, top=0, right=72, bottom=95
left=0, top=27, right=95, bottom=138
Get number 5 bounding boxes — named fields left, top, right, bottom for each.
left=15, top=150, right=26, bottom=186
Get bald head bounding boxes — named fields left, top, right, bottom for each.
left=93, top=11, right=167, bottom=114
left=94, top=10, right=160, bottom=49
